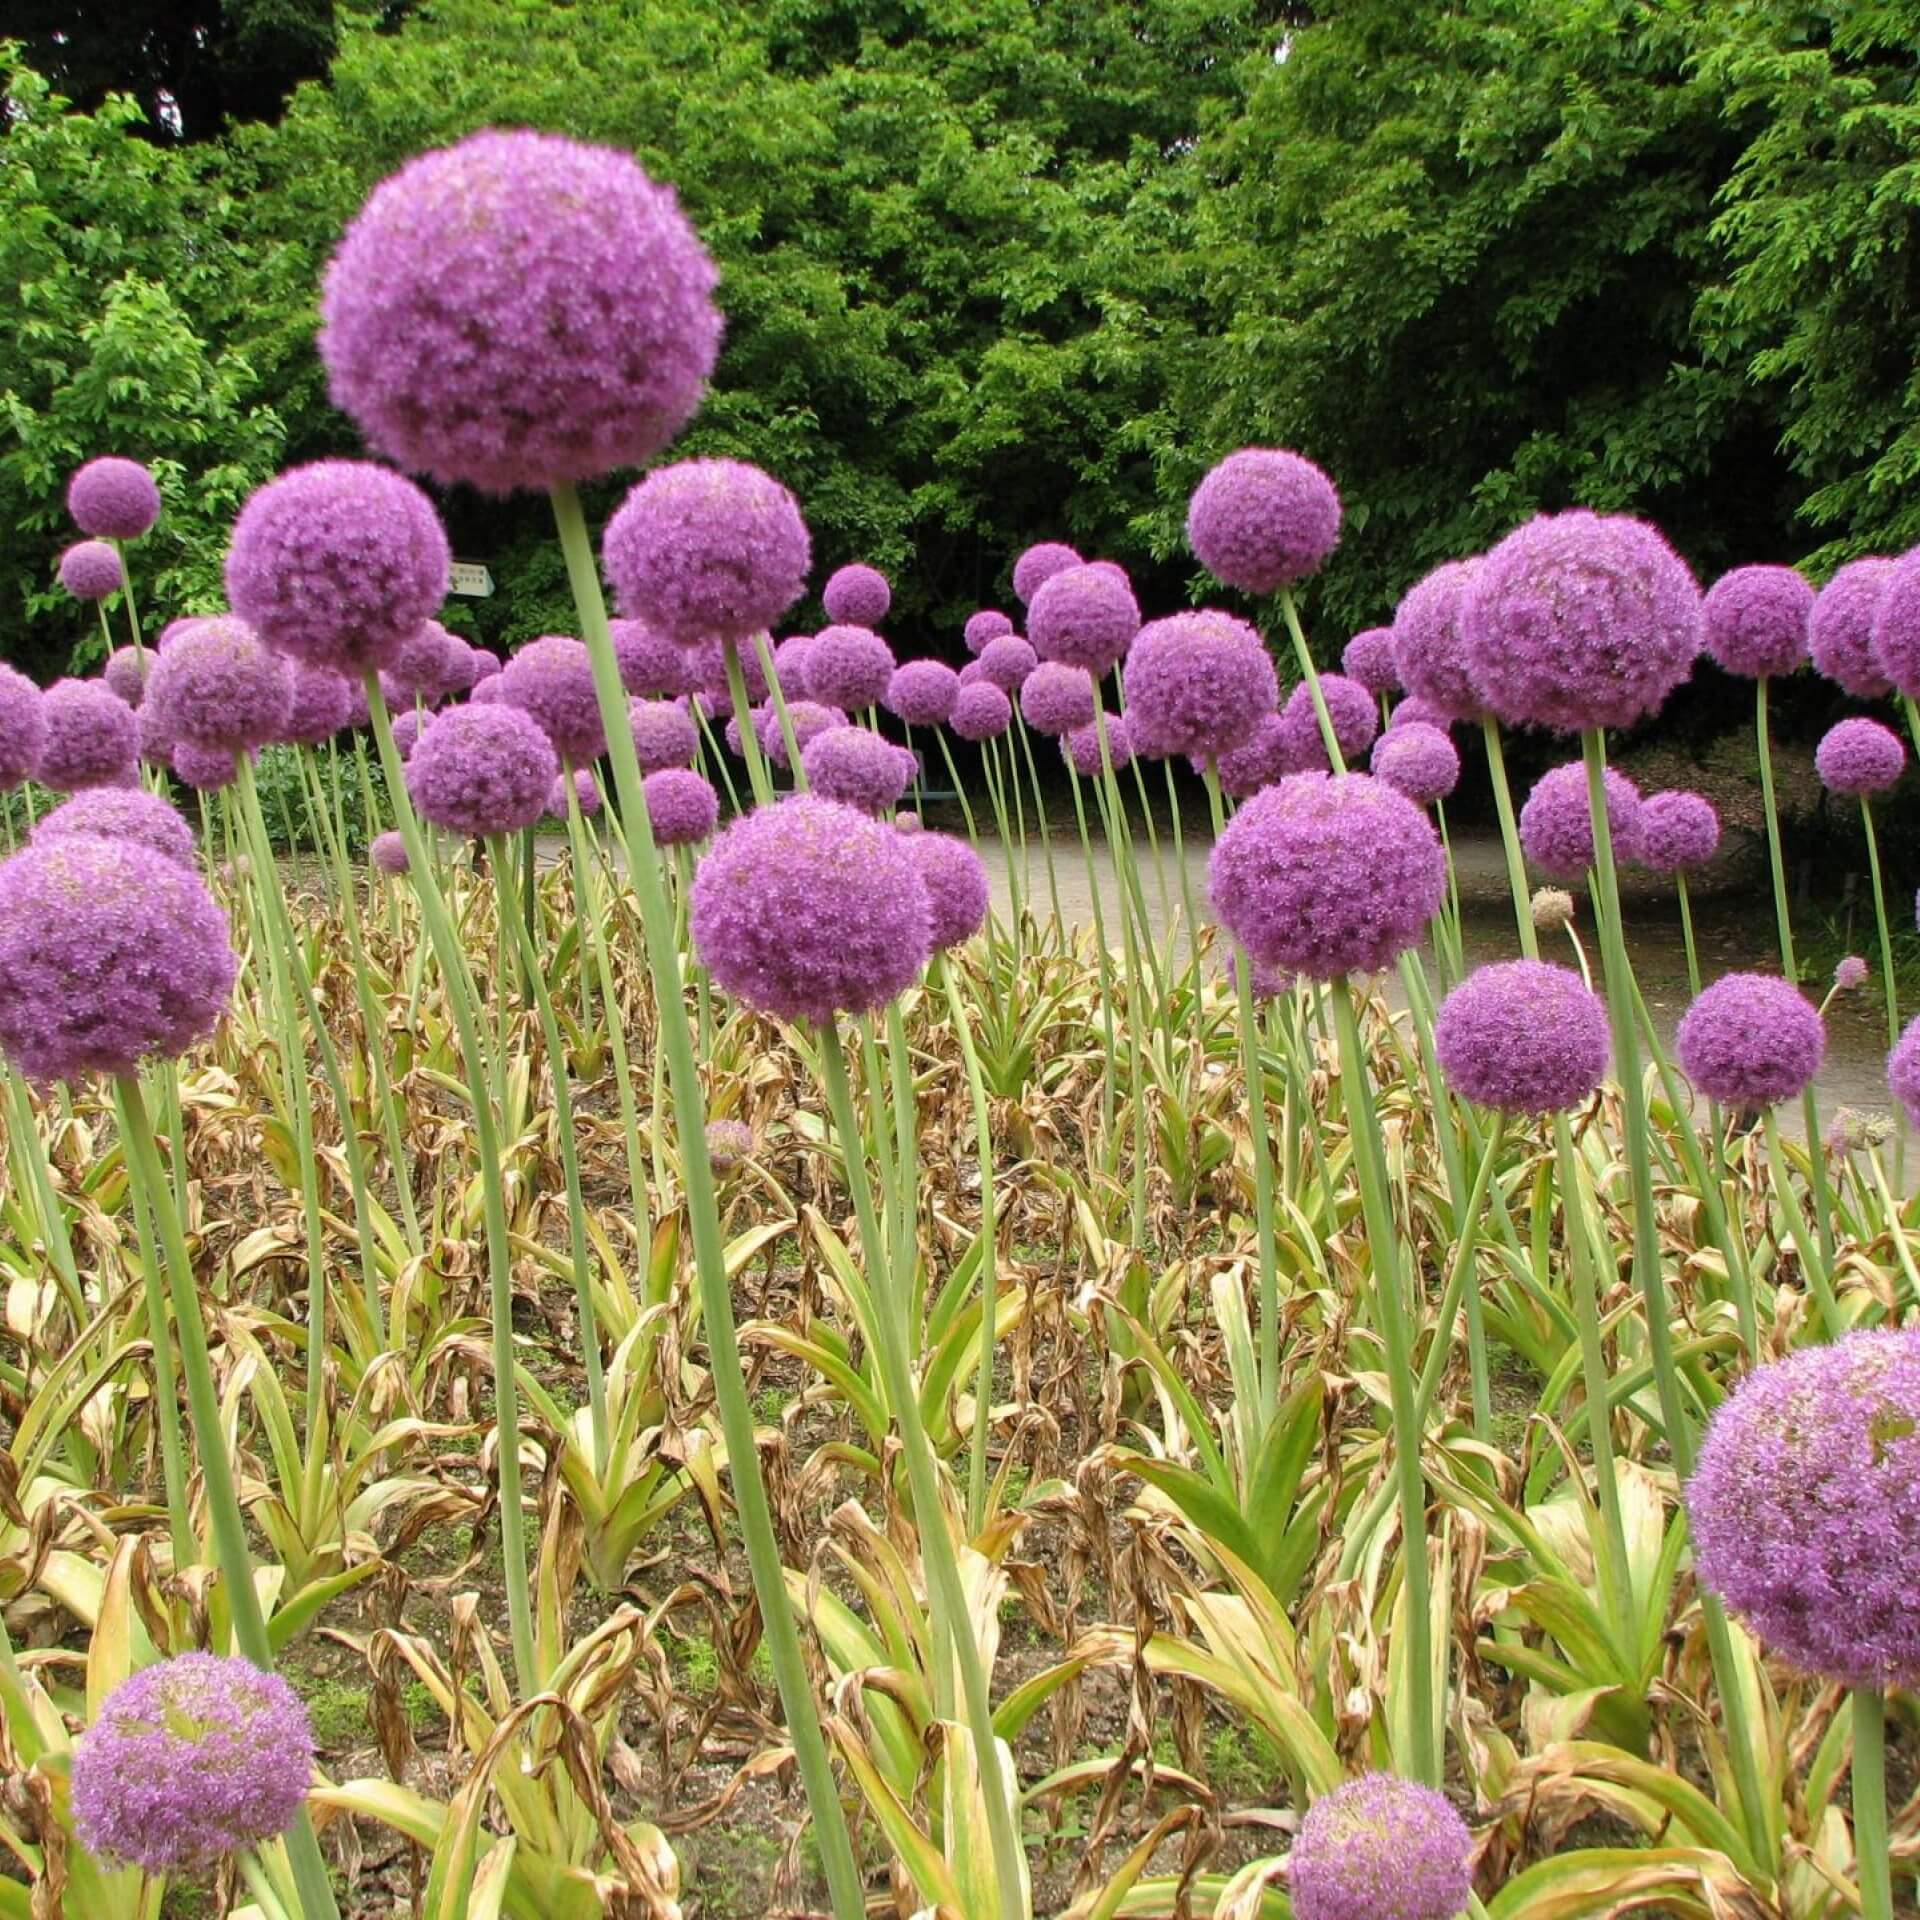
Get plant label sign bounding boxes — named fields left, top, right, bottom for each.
left=449, top=561, right=494, bottom=598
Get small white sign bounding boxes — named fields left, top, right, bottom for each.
left=449, top=561, right=494, bottom=598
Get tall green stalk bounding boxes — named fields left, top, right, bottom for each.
left=1854, top=1687, right=1895, bottom=1920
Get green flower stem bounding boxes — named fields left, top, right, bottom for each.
left=1763, top=1107, right=1844, bottom=1337
left=1012, top=715, right=1064, bottom=926
left=111, top=538, right=146, bottom=653
left=933, top=730, right=981, bottom=839
left=1482, top=720, right=1538, bottom=958
left=1414, top=1115, right=1502, bottom=1436
left=1854, top=1686, right=1895, bottom=1920
left=126, top=1138, right=194, bottom=1572
left=724, top=640, right=776, bottom=807
left=95, top=601, right=117, bottom=663
left=753, top=634, right=808, bottom=790
left=1277, top=590, right=1343, bottom=768
left=1865, top=1147, right=1920, bottom=1311
left=1860, top=797, right=1903, bottom=1189
left=990, top=733, right=1033, bottom=938
left=694, top=701, right=743, bottom=814
left=1064, top=764, right=1120, bottom=1147
left=8, top=1068, right=84, bottom=1322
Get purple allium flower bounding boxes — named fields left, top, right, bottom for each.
left=705, top=1117, right=755, bottom=1172
left=803, top=624, right=896, bottom=711
left=144, top=617, right=293, bottom=754
left=34, top=789, right=195, bottom=870
left=1277, top=672, right=1380, bottom=773
left=70, top=1653, right=314, bottom=1874
left=226, top=460, right=451, bottom=676
left=67, top=457, right=161, bottom=540
left=885, top=660, right=961, bottom=727
left=1369, top=721, right=1460, bottom=806
left=172, top=743, right=242, bottom=792
left=1385, top=695, right=1457, bottom=734
left=1809, top=559, right=1895, bottom=699
left=951, top=681, right=1013, bottom=742
left=612, top=618, right=691, bottom=698
left=1186, top=448, right=1341, bottom=593
left=59, top=540, right=124, bottom=601
left=499, top=636, right=605, bottom=765
left=156, top=618, right=205, bottom=652
left=1012, top=543, right=1082, bottom=606
left=756, top=699, right=847, bottom=770
left=370, top=830, right=411, bottom=875
left=1435, top=961, right=1610, bottom=1115
left=964, top=609, right=1014, bottom=654
left=320, top=129, right=720, bottom=493
left=1209, top=774, right=1447, bottom=981
left=1020, top=662, right=1098, bottom=736
left=0, top=837, right=237, bottom=1083
left=1817, top=716, right=1906, bottom=797
left=383, top=620, right=464, bottom=705
left=405, top=704, right=558, bottom=838
left=103, top=647, right=149, bottom=709
left=37, top=679, right=139, bottom=792
left=1063, top=713, right=1132, bottom=778
left=1027, top=564, right=1141, bottom=675
left=771, top=633, right=814, bottom=700
left=801, top=726, right=917, bottom=813
left=0, top=671, right=44, bottom=790
left=1891, top=1015, right=1920, bottom=1129
left=957, top=659, right=985, bottom=686
left=280, top=666, right=355, bottom=747
left=1676, top=972, right=1825, bottom=1108
left=644, top=767, right=720, bottom=846
left=1341, top=626, right=1400, bottom=696
left=441, top=642, right=484, bottom=695
left=976, top=635, right=1039, bottom=694
left=1212, top=713, right=1291, bottom=798
left=604, top=458, right=810, bottom=645
left=469, top=648, right=502, bottom=684
left=1122, top=611, right=1278, bottom=762
left=1461, top=511, right=1701, bottom=733
left=910, top=831, right=990, bottom=949
left=1390, top=562, right=1485, bottom=723
left=691, top=794, right=932, bottom=1022
left=1687, top=1330, right=1920, bottom=1689
left=1872, top=546, right=1920, bottom=698
left=551, top=768, right=602, bottom=818
left=1518, top=762, right=1644, bottom=879
left=895, top=811, right=923, bottom=833
left=1635, top=790, right=1721, bottom=873
left=467, top=677, right=507, bottom=708
left=389, top=708, right=431, bottom=762
left=1287, top=1772, right=1472, bottom=1920
left=629, top=698, right=700, bottom=773
left=1835, top=954, right=1871, bottom=992
left=1702, top=564, right=1813, bottom=679
left=823, top=563, right=891, bottom=627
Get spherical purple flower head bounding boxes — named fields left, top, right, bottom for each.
left=1063, top=713, right=1132, bottom=778
left=771, top=633, right=814, bottom=701
left=1702, top=564, right=1813, bottom=679
left=611, top=617, right=690, bottom=698
left=1435, top=960, right=1609, bottom=1115
left=172, top=742, right=242, bottom=792
left=699, top=633, right=770, bottom=705
left=1636, top=790, right=1721, bottom=874
left=498, top=636, right=605, bottom=765
left=442, top=643, right=483, bottom=695
left=804, top=624, right=896, bottom=711
left=1340, top=626, right=1400, bottom=697
left=550, top=767, right=602, bottom=818
left=1687, top=1330, right=1920, bottom=1690
left=964, top=609, right=1014, bottom=655
left=390, top=708, right=432, bottom=762
left=1518, top=762, right=1644, bottom=879
left=957, top=658, right=986, bottom=686
left=0, top=668, right=46, bottom=791
left=802, top=726, right=916, bottom=814
left=67, top=457, right=161, bottom=540
left=911, top=832, right=990, bottom=949
left=467, top=676, right=507, bottom=709
left=70, top=1653, right=313, bottom=1874
left=279, top=666, right=354, bottom=748
left=1676, top=972, right=1825, bottom=1108
left=59, top=540, right=124, bottom=601
left=406, top=703, right=559, bottom=839
left=1890, top=1015, right=1920, bottom=1129
left=1816, top=717, right=1905, bottom=799
left=1187, top=447, right=1341, bottom=594
left=103, top=647, right=149, bottom=709
left=1807, top=557, right=1896, bottom=698
left=976, top=635, right=1039, bottom=694
left=885, top=659, right=960, bottom=727
left=156, top=617, right=205, bottom=652
left=705, top=1116, right=755, bottom=1173
left=823, top=563, right=891, bottom=627
left=1122, top=611, right=1278, bottom=763
left=1385, top=694, right=1457, bottom=734
left=1278, top=672, right=1380, bottom=773
left=1020, top=661, right=1098, bottom=737
left=1012, top=542, right=1082, bottom=606
left=0, top=836, right=237, bottom=1083
left=693, top=794, right=931, bottom=1023
left=227, top=461, right=450, bottom=676
left=1391, top=562, right=1485, bottom=723
left=469, top=648, right=502, bottom=685
left=630, top=697, right=699, bottom=772
left=1287, top=1772, right=1472, bottom=1920
left=1210, top=774, right=1446, bottom=980
left=951, top=681, right=1013, bottom=742
left=1211, top=714, right=1290, bottom=798
left=321, top=130, right=719, bottom=493
left=1876, top=545, right=1920, bottom=698
left=756, top=699, right=847, bottom=770
left=370, top=830, right=411, bottom=875
left=384, top=620, right=464, bottom=704
left=643, top=767, right=720, bottom=847
left=35, top=789, right=196, bottom=871
left=37, top=679, right=138, bottom=792
left=1027, top=564, right=1141, bottom=676
left=1369, top=721, right=1460, bottom=806
left=145, top=617, right=293, bottom=755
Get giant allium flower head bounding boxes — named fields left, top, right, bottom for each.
left=1369, top=721, right=1459, bottom=806
left=1341, top=626, right=1400, bottom=696
left=499, top=636, right=605, bottom=764
left=1462, top=511, right=1701, bottom=732
left=756, top=699, right=847, bottom=770
left=1435, top=960, right=1609, bottom=1115
left=1809, top=558, right=1895, bottom=698
left=1027, top=563, right=1141, bottom=675
left=1518, top=762, right=1643, bottom=879
left=226, top=460, right=450, bottom=676
left=1212, top=713, right=1290, bottom=797
left=964, top=609, right=1014, bottom=654
left=801, top=726, right=917, bottom=813
left=440, top=640, right=484, bottom=695
left=1122, top=611, right=1278, bottom=762
left=406, top=703, right=558, bottom=838
left=59, top=540, right=124, bottom=601
left=320, top=129, right=720, bottom=492
left=172, top=743, right=243, bottom=792
left=1278, top=672, right=1379, bottom=772
left=1871, top=545, right=1920, bottom=698
left=1209, top=774, right=1446, bottom=981
left=70, top=1653, right=313, bottom=1874
left=976, top=635, right=1038, bottom=693
left=1636, top=790, right=1721, bottom=873
left=951, top=681, right=1012, bottom=741
left=692, top=794, right=931, bottom=1022
left=1676, top=972, right=1825, bottom=1108
left=1187, top=447, right=1341, bottom=593
left=67, top=457, right=161, bottom=540
left=1063, top=713, right=1132, bottom=778
left=279, top=666, right=354, bottom=748
left=885, top=659, right=960, bottom=727
left=1687, top=1331, right=1920, bottom=1689
left=1012, top=542, right=1081, bottom=606
left=1816, top=717, right=1905, bottom=798
left=911, top=832, right=990, bottom=949
left=34, top=788, right=196, bottom=870
left=823, top=563, right=891, bottom=627
left=1020, top=661, right=1098, bottom=736
left=603, top=458, right=810, bottom=644
left=629, top=698, right=700, bottom=772
left=145, top=617, right=293, bottom=753
left=1702, top=564, right=1813, bottom=679
left=804, top=624, right=896, bottom=710
left=644, top=767, right=720, bottom=846
left=611, top=617, right=691, bottom=697
left=37, top=679, right=138, bottom=791
left=0, top=668, right=46, bottom=790
left=0, top=836, right=236, bottom=1082
left=103, top=647, right=149, bottom=709
left=1287, top=1772, right=1472, bottom=1920
left=1390, top=561, right=1485, bottom=723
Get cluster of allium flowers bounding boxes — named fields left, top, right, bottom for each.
left=804, top=624, right=896, bottom=711
left=1211, top=713, right=1290, bottom=797
left=68, top=456, right=161, bottom=540
left=822, top=563, right=891, bottom=627
left=59, top=540, right=124, bottom=601
left=1209, top=773, right=1446, bottom=981
left=1809, top=558, right=1895, bottom=698
left=629, top=698, right=699, bottom=772
left=145, top=617, right=293, bottom=753
left=1436, top=961, right=1610, bottom=1114
left=280, top=665, right=354, bottom=747
left=103, top=647, right=149, bottom=708
left=1518, top=763, right=1643, bottom=879
left=1369, top=721, right=1459, bottom=806
left=885, top=659, right=960, bottom=726
left=1012, top=542, right=1082, bottom=605
left=1676, top=972, right=1825, bottom=1108
left=1702, top=564, right=1813, bottom=679
left=1873, top=545, right=1920, bottom=697
left=1635, top=790, right=1721, bottom=873
left=0, top=670, right=45, bottom=790
left=226, top=461, right=450, bottom=675
left=1121, top=611, right=1278, bottom=762
left=1063, top=714, right=1131, bottom=777
left=37, top=679, right=139, bottom=791
left=643, top=767, right=720, bottom=846
left=1026, top=563, right=1141, bottom=675
left=370, top=830, right=411, bottom=875
left=320, top=129, right=720, bottom=493
left=801, top=726, right=917, bottom=813
left=705, top=1117, right=755, bottom=1173
left=976, top=635, right=1039, bottom=693
left=612, top=618, right=691, bottom=697
left=1390, top=561, right=1485, bottom=722
left=382, top=620, right=464, bottom=705
left=498, top=636, right=606, bottom=764
left=1816, top=716, right=1906, bottom=797
left=756, top=699, right=846, bottom=769
left=406, top=704, right=558, bottom=838
left=1341, top=626, right=1400, bottom=695
left=691, top=794, right=931, bottom=1023
left=950, top=681, right=1013, bottom=741
left=1461, top=511, right=1701, bottom=732
left=1687, top=1331, right=1920, bottom=1689
left=910, top=832, right=990, bottom=949
left=964, top=609, right=1014, bottom=654
left=34, top=789, right=195, bottom=871
left=1277, top=672, right=1379, bottom=772
left=551, top=768, right=601, bottom=818
left=1286, top=1773, right=1473, bottom=1920
left=389, top=709, right=431, bottom=762
left=70, top=1654, right=314, bottom=1874
left=604, top=458, right=810, bottom=643
left=1019, top=661, right=1098, bottom=736
left=1186, top=447, right=1341, bottom=592
left=0, top=836, right=237, bottom=1082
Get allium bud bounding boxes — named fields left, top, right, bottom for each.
left=1677, top=972, right=1825, bottom=1108
left=822, top=563, right=891, bottom=627
left=643, top=767, right=720, bottom=846
left=1436, top=961, right=1610, bottom=1114
left=705, top=1117, right=755, bottom=1173
left=1531, top=887, right=1576, bottom=932
left=1012, top=542, right=1081, bottom=606
left=1287, top=1772, right=1473, bottom=1920
left=37, top=679, right=139, bottom=792
left=1187, top=448, right=1341, bottom=593
left=1834, top=954, right=1870, bottom=992
left=1826, top=1106, right=1893, bottom=1156
left=67, top=457, right=161, bottom=540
